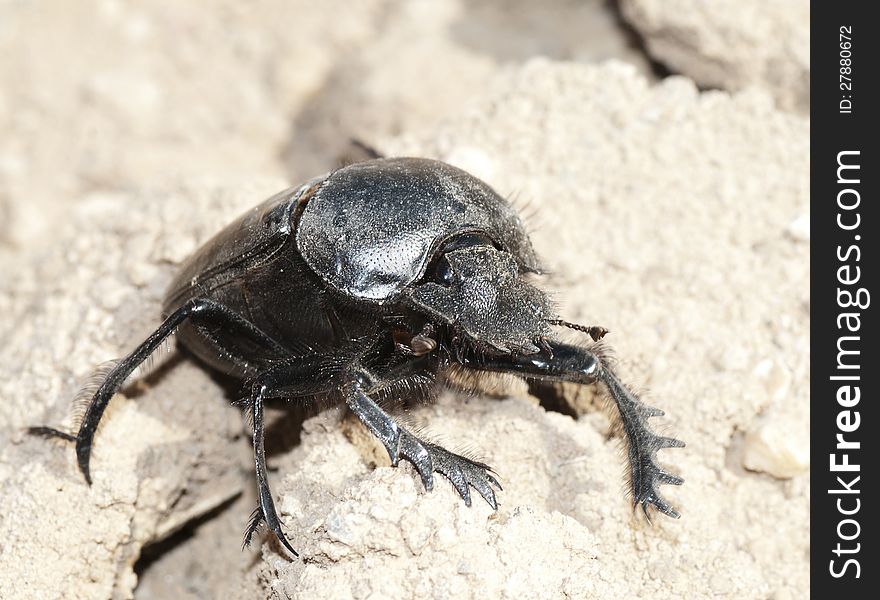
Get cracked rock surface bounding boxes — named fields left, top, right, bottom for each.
left=1, top=3, right=808, bottom=599
left=620, top=0, right=810, bottom=112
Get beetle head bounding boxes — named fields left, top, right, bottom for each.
left=405, top=239, right=555, bottom=355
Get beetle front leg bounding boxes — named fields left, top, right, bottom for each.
left=461, top=340, right=684, bottom=519
left=343, top=373, right=501, bottom=509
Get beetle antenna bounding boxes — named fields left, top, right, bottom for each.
left=545, top=319, right=609, bottom=342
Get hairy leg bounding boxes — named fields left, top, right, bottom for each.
left=244, top=357, right=501, bottom=553
left=241, top=357, right=339, bottom=555
left=460, top=339, right=684, bottom=518
left=245, top=378, right=295, bottom=554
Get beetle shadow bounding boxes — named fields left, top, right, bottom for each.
left=129, top=344, right=335, bottom=468
left=200, top=366, right=319, bottom=463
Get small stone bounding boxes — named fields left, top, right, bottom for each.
left=785, top=214, right=809, bottom=241
left=619, top=0, right=809, bottom=112
left=742, top=414, right=809, bottom=478
left=753, top=359, right=791, bottom=401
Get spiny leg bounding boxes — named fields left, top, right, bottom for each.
left=246, top=379, right=297, bottom=555
left=30, top=298, right=290, bottom=484
left=460, top=339, right=684, bottom=518
left=596, top=367, right=685, bottom=519
left=240, top=356, right=342, bottom=554
left=344, top=375, right=501, bottom=509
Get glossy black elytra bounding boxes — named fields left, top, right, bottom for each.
left=33, top=157, right=684, bottom=555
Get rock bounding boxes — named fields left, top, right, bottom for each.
left=786, top=214, right=810, bottom=242
left=620, top=0, right=810, bottom=112
left=742, top=412, right=810, bottom=478
left=262, top=398, right=625, bottom=599
left=741, top=359, right=806, bottom=478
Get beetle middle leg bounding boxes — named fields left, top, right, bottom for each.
left=243, top=375, right=297, bottom=555
left=238, top=356, right=342, bottom=555
left=343, top=371, right=502, bottom=509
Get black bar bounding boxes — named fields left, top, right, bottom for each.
left=812, top=1, right=878, bottom=595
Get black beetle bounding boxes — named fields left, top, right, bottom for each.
left=34, top=157, right=683, bottom=555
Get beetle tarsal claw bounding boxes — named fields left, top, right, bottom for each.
left=347, top=380, right=500, bottom=509
left=26, top=426, right=77, bottom=442
left=392, top=429, right=500, bottom=509
left=242, top=504, right=299, bottom=556
left=420, top=440, right=501, bottom=510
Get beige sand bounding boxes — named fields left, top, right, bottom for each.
left=0, top=2, right=808, bottom=599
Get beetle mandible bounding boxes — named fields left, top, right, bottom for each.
left=34, top=157, right=684, bottom=555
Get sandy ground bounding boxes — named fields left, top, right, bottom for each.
left=0, top=2, right=808, bottom=599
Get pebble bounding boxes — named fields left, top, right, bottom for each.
left=785, top=214, right=809, bottom=241
left=742, top=413, right=809, bottom=478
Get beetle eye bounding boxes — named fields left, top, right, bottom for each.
left=433, top=255, right=456, bottom=286
left=427, top=232, right=498, bottom=287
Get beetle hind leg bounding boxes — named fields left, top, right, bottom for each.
left=29, top=298, right=293, bottom=485
left=345, top=379, right=501, bottom=509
